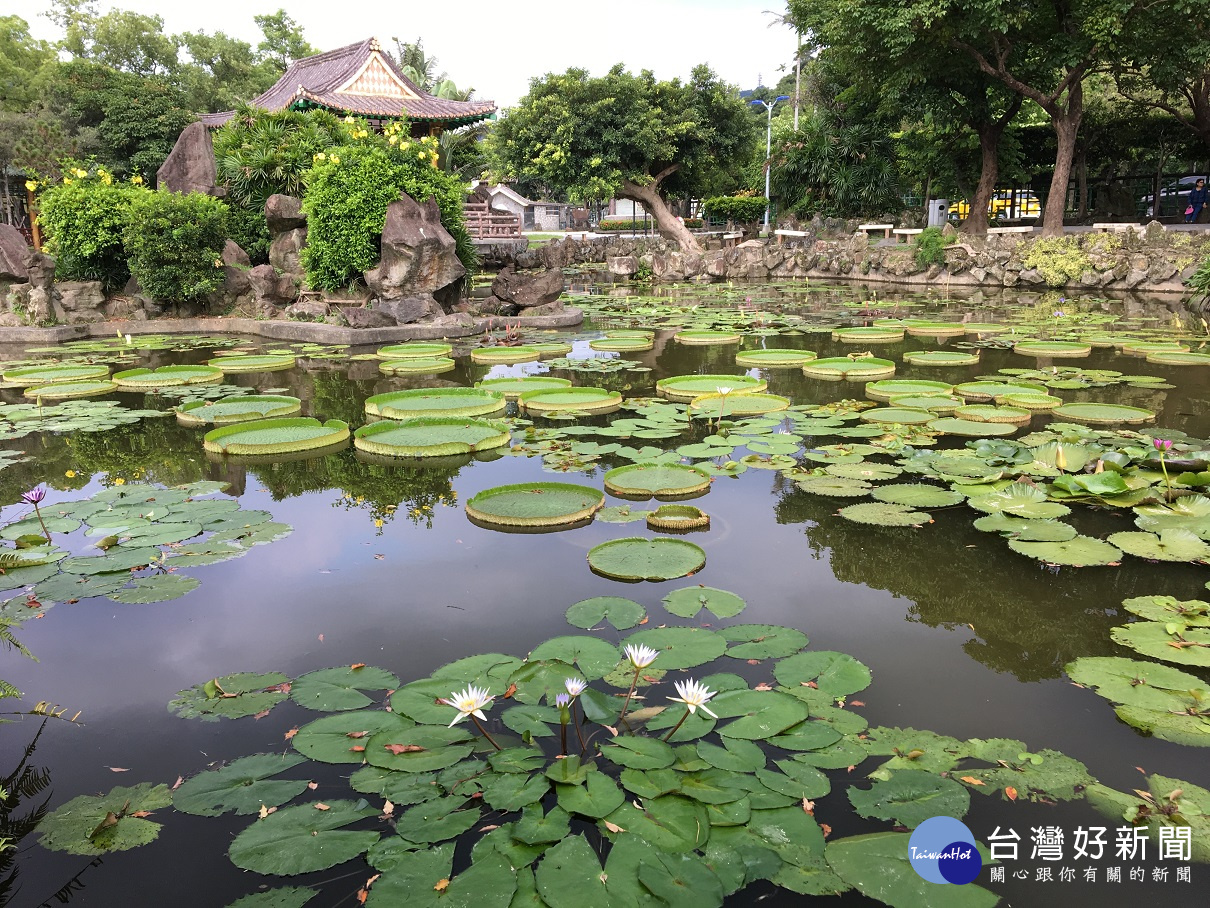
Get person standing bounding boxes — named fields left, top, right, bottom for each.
left=1187, top=178, right=1207, bottom=223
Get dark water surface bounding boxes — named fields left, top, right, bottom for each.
left=2, top=285, right=1209, bottom=907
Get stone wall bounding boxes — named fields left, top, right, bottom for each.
left=513, top=221, right=1209, bottom=296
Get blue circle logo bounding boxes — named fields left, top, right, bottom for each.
left=908, top=817, right=982, bottom=885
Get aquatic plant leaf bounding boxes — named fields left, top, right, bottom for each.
left=38, top=782, right=171, bottom=855
left=566, top=596, right=645, bottom=630
left=225, top=887, right=317, bottom=908
left=587, top=538, right=706, bottom=582
left=755, top=761, right=830, bottom=799
left=595, top=505, right=651, bottom=523
left=170, top=672, right=290, bottom=721
left=515, top=804, right=572, bottom=845
left=696, top=738, right=766, bottom=772
left=958, top=749, right=1093, bottom=801
left=111, top=574, right=200, bottom=603
left=711, top=690, right=810, bottom=740
left=663, top=586, right=746, bottom=619
left=556, top=773, right=626, bottom=818
left=529, top=636, right=621, bottom=680
left=173, top=753, right=309, bottom=816
left=1065, top=655, right=1210, bottom=745
left=1007, top=535, right=1122, bottom=566
left=847, top=771, right=970, bottom=829
left=1107, top=529, right=1210, bottom=562
left=604, top=795, right=710, bottom=852
left=394, top=800, right=481, bottom=845
left=860, top=727, right=964, bottom=775
left=623, top=627, right=727, bottom=669
left=535, top=834, right=610, bottom=908
left=290, top=710, right=413, bottom=763
left=480, top=773, right=550, bottom=812
left=0, top=515, right=80, bottom=538
left=825, top=833, right=998, bottom=908
left=971, top=514, right=1077, bottom=542
left=871, top=484, right=963, bottom=508
left=1120, top=595, right=1210, bottom=625
left=774, top=651, right=872, bottom=696
left=967, top=483, right=1071, bottom=519
left=722, top=625, right=808, bottom=659
left=349, top=766, right=440, bottom=806
left=503, top=704, right=559, bottom=738
left=794, top=475, right=872, bottom=497
left=1110, top=621, right=1210, bottom=667
left=366, top=725, right=476, bottom=773
left=603, top=464, right=712, bottom=499
left=33, top=572, right=126, bottom=601
left=602, top=736, right=677, bottom=770
left=1135, top=496, right=1210, bottom=539
left=364, top=843, right=453, bottom=907
left=203, top=418, right=349, bottom=455
left=838, top=502, right=932, bottom=526
left=290, top=665, right=399, bottom=712
left=228, top=800, right=378, bottom=875
left=768, top=721, right=843, bottom=753
left=1085, top=774, right=1210, bottom=863
left=639, top=851, right=726, bottom=908
left=61, top=546, right=162, bottom=574
left=209, top=522, right=293, bottom=547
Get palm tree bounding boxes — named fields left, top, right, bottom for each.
left=391, top=37, right=445, bottom=92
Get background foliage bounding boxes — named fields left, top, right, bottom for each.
left=123, top=190, right=228, bottom=302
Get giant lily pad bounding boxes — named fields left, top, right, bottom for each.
left=476, top=376, right=572, bottom=399
left=735, top=348, right=817, bottom=368
left=208, top=354, right=296, bottom=373
left=927, top=417, right=1017, bottom=437
left=38, top=782, right=171, bottom=855
left=589, top=336, right=654, bottom=352
left=656, top=374, right=766, bottom=402
left=23, top=379, right=117, bottom=400
left=1051, top=403, right=1155, bottom=425
left=466, top=482, right=605, bottom=529
left=379, top=356, right=456, bottom=375
left=838, top=502, right=932, bottom=526
left=365, top=388, right=506, bottom=420
left=203, top=418, right=350, bottom=455
left=859, top=407, right=934, bottom=426
left=802, top=358, right=896, bottom=381
left=173, top=753, right=309, bottom=816
left=376, top=342, right=453, bottom=359
left=470, top=345, right=544, bottom=364
left=1107, top=529, right=1210, bottom=562
left=176, top=395, right=302, bottom=426
left=604, top=463, right=711, bottom=499
left=833, top=326, right=905, bottom=342
left=587, top=537, right=706, bottom=582
left=228, top=800, right=379, bottom=875
left=901, top=350, right=979, bottom=366
left=674, top=329, right=742, bottom=345
left=520, top=387, right=624, bottom=416
left=354, top=417, right=510, bottom=458
left=688, top=392, right=790, bottom=417
left=865, top=380, right=952, bottom=402
left=113, top=365, right=225, bottom=388
left=3, top=363, right=110, bottom=386
left=1013, top=340, right=1091, bottom=357
left=872, top=484, right=963, bottom=508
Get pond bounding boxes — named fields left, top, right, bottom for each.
left=2, top=281, right=1209, bottom=908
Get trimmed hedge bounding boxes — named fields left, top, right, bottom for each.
left=702, top=196, right=767, bottom=223
left=124, top=191, right=230, bottom=302
left=597, top=218, right=703, bottom=231
left=37, top=170, right=143, bottom=290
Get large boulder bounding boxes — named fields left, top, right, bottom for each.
left=248, top=264, right=299, bottom=315
left=364, top=193, right=466, bottom=308
left=490, top=266, right=563, bottom=308
left=157, top=122, right=219, bottom=195
left=284, top=299, right=329, bottom=320
left=52, top=280, right=106, bottom=323
left=340, top=306, right=395, bottom=329
left=26, top=251, right=54, bottom=291
left=0, top=224, right=30, bottom=281
left=269, top=227, right=307, bottom=277
left=265, top=195, right=306, bottom=233
left=377, top=296, right=441, bottom=324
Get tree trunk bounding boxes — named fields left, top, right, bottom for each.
left=1040, top=84, right=1083, bottom=237
left=920, top=171, right=932, bottom=225
left=620, top=178, right=703, bottom=254
left=965, top=127, right=1002, bottom=236
left=1076, top=144, right=1088, bottom=220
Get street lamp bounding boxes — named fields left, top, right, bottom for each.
left=750, top=95, right=790, bottom=235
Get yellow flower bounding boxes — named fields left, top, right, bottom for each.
left=130, top=175, right=144, bottom=185
left=401, top=142, right=411, bottom=151
left=73, top=168, right=88, bottom=179
left=373, top=518, right=383, bottom=528
left=343, top=115, right=355, bottom=124
left=65, top=470, right=77, bottom=478
left=418, top=151, right=427, bottom=160
left=114, top=477, right=126, bottom=485
left=101, top=172, right=112, bottom=185
left=388, top=135, right=397, bottom=145
left=313, top=152, right=327, bottom=161
left=329, top=154, right=340, bottom=165
left=63, top=177, right=72, bottom=185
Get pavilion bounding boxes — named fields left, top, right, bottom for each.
left=199, top=38, right=496, bottom=136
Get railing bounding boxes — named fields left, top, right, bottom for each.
left=464, top=202, right=523, bottom=239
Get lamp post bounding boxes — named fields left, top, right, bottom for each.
left=750, top=95, right=790, bottom=235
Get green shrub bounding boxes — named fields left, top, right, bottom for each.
left=37, top=166, right=145, bottom=289
left=597, top=218, right=703, bottom=231
left=702, top=196, right=767, bottom=223
left=301, top=133, right=474, bottom=292
left=123, top=191, right=229, bottom=302
left=1023, top=237, right=1092, bottom=286
left=1187, top=255, right=1210, bottom=295
left=226, top=204, right=271, bottom=266
left=913, top=227, right=953, bottom=268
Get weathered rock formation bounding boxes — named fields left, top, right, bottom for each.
left=365, top=193, right=465, bottom=304
left=156, top=122, right=220, bottom=195
left=0, top=224, right=30, bottom=282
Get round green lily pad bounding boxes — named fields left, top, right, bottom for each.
left=1013, top=340, right=1092, bottom=358
left=470, top=346, right=543, bottom=364
left=1050, top=403, right=1155, bottom=425
left=113, top=365, right=225, bottom=388
left=674, top=330, right=742, bottom=345
left=354, top=417, right=510, bottom=458
left=872, top=483, right=964, bottom=507
left=208, top=354, right=296, bottom=373
left=1145, top=351, right=1210, bottom=366
left=1121, top=340, right=1188, bottom=355
left=994, top=392, right=1062, bottom=411
left=926, top=417, right=1018, bottom=436
left=735, top=348, right=817, bottom=367
left=662, top=586, right=745, bottom=619
left=519, top=387, right=623, bottom=416
left=565, top=596, right=646, bottom=630
left=832, top=326, right=904, bottom=343
left=901, top=350, right=980, bottom=366
left=203, top=418, right=350, bottom=455
left=687, top=392, right=790, bottom=417
left=175, top=395, right=302, bottom=426
left=365, top=388, right=506, bottom=420
left=903, top=321, right=966, bottom=337
left=865, top=379, right=952, bottom=401
left=2, top=363, right=110, bottom=386
left=605, top=329, right=654, bottom=339
left=376, top=343, right=454, bottom=360
left=954, top=380, right=1047, bottom=401
left=476, top=376, right=572, bottom=399
left=604, top=463, right=711, bottom=499
left=587, top=537, right=706, bottom=581
left=646, top=504, right=710, bottom=531
left=465, top=482, right=605, bottom=528
left=859, top=407, right=935, bottom=425
left=589, top=336, right=654, bottom=352
left=1106, top=529, right=1210, bottom=562
left=656, top=374, right=766, bottom=402
left=379, top=357, right=456, bottom=375
left=883, top=394, right=962, bottom=413
left=622, top=626, right=727, bottom=668
left=952, top=405, right=1031, bottom=425
left=530, top=342, right=574, bottom=356
left=838, top=502, right=932, bottom=526
left=1007, top=535, right=1123, bottom=566
left=23, top=379, right=117, bottom=400
left=802, top=358, right=896, bottom=380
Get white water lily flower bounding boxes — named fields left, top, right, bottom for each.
left=715, top=386, right=734, bottom=396
left=668, top=678, right=718, bottom=718
left=623, top=643, right=660, bottom=669
left=564, top=677, right=587, bottom=697
left=443, top=685, right=494, bottom=727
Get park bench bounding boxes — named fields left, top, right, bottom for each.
left=857, top=223, right=894, bottom=239
left=722, top=232, right=744, bottom=248
left=893, top=228, right=924, bottom=244
left=774, top=229, right=812, bottom=244
left=1091, top=222, right=1141, bottom=234
left=986, top=226, right=1035, bottom=236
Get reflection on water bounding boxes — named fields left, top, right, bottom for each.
left=2, top=284, right=1209, bottom=907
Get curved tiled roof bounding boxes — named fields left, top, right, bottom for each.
left=200, top=37, right=495, bottom=128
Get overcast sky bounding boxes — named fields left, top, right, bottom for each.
left=24, top=0, right=797, bottom=108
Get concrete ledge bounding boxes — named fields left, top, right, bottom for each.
left=0, top=308, right=585, bottom=346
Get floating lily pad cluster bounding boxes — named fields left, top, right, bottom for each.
left=0, top=400, right=165, bottom=441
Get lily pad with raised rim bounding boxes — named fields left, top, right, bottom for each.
left=687, top=392, right=790, bottom=418
left=802, top=358, right=896, bottom=381
left=208, top=354, right=296, bottom=373
left=838, top=502, right=932, bottom=526
left=859, top=407, right=934, bottom=426
left=203, top=418, right=350, bottom=455
left=604, top=463, right=711, bottom=499
left=175, top=395, right=302, bottom=426
left=735, top=348, right=817, bottom=367
left=833, top=326, right=904, bottom=343
left=589, top=336, right=654, bottom=352
left=465, top=482, right=605, bottom=529
left=113, top=365, right=225, bottom=388
left=519, top=387, right=623, bottom=416
left=1013, top=340, right=1092, bottom=358
left=674, top=330, right=742, bottom=345
left=470, top=346, right=543, bottom=364
left=656, top=374, right=766, bottom=402
left=3, top=363, right=110, bottom=386
left=901, top=350, right=980, bottom=366
left=865, top=379, right=952, bottom=401
left=23, top=379, right=117, bottom=400
left=646, top=504, right=710, bottom=531
left=476, top=376, right=573, bottom=399
left=365, top=388, right=506, bottom=420
left=1050, top=403, right=1155, bottom=425
left=587, top=537, right=706, bottom=582
left=379, top=356, right=456, bottom=375
left=926, top=417, right=1018, bottom=437
left=376, top=342, right=454, bottom=359
left=354, top=417, right=510, bottom=458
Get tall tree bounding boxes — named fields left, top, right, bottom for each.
left=391, top=37, right=445, bottom=92
left=0, top=16, right=54, bottom=111
left=1118, top=9, right=1210, bottom=155
left=253, top=10, right=317, bottom=72
left=488, top=65, right=755, bottom=252
left=49, top=0, right=179, bottom=76
left=176, top=30, right=277, bottom=113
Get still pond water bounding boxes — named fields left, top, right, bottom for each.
left=2, top=281, right=1209, bottom=907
